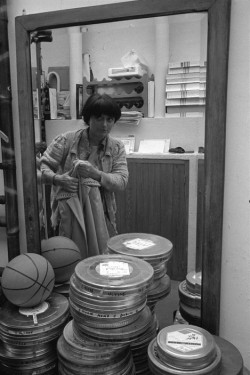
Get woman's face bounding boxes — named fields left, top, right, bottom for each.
left=89, top=114, right=115, bottom=142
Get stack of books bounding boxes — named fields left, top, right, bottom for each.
left=116, top=111, right=143, bottom=126
left=165, top=61, right=207, bottom=116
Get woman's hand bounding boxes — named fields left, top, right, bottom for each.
left=76, top=161, right=102, bottom=182
left=54, top=173, right=79, bottom=193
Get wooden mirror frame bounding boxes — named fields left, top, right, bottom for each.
left=15, top=0, right=231, bottom=334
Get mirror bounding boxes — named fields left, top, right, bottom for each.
left=15, top=0, right=231, bottom=334
left=30, top=13, right=207, bottom=279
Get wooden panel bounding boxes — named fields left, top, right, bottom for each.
left=15, top=20, right=41, bottom=253
left=115, top=158, right=189, bottom=280
left=202, top=0, right=231, bottom=334
left=16, top=0, right=214, bottom=31
left=0, top=0, right=20, bottom=260
left=196, top=159, right=204, bottom=272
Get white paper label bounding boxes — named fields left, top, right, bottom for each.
left=123, top=238, right=155, bottom=250
left=99, top=261, right=130, bottom=277
left=167, top=329, right=203, bottom=352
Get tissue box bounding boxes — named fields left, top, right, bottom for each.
left=108, top=65, right=144, bottom=78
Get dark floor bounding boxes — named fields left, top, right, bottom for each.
left=154, top=279, right=180, bottom=329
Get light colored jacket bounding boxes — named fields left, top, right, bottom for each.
left=40, top=128, right=129, bottom=231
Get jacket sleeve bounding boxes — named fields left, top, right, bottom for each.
left=100, top=140, right=129, bottom=192
left=40, top=134, right=68, bottom=184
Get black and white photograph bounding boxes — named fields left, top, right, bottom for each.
left=0, top=1, right=249, bottom=374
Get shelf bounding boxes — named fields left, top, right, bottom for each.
left=82, top=74, right=148, bottom=116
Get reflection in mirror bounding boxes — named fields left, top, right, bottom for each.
left=31, top=13, right=207, bottom=326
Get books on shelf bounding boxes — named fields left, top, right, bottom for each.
left=165, top=98, right=206, bottom=106
left=165, top=61, right=207, bottom=111
left=166, top=90, right=206, bottom=99
left=166, top=82, right=206, bottom=92
left=166, top=74, right=206, bottom=84
left=166, top=61, right=207, bottom=84
left=168, top=61, right=207, bottom=69
left=167, top=66, right=206, bottom=75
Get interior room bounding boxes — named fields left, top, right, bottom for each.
left=30, top=13, right=206, bottom=279
left=0, top=0, right=249, bottom=373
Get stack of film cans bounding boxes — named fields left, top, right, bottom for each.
left=0, top=292, right=70, bottom=374
left=148, top=324, right=222, bottom=374
left=57, top=253, right=156, bottom=375
left=57, top=320, right=135, bottom=375
left=53, top=281, right=70, bottom=299
left=107, top=233, right=173, bottom=311
left=178, top=271, right=201, bottom=325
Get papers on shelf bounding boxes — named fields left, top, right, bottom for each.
left=119, top=136, right=135, bottom=154
left=116, top=111, right=143, bottom=126
left=138, top=139, right=170, bottom=154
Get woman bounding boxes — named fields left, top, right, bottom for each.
left=40, top=93, right=128, bottom=258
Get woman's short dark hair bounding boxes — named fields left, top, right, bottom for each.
left=82, top=93, right=121, bottom=125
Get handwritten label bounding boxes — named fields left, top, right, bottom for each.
left=99, top=261, right=130, bottom=277
left=123, top=238, right=155, bottom=250
left=167, top=329, right=203, bottom=352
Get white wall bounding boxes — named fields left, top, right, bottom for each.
left=30, top=14, right=206, bottom=81
left=220, top=0, right=250, bottom=367
left=5, top=0, right=250, bottom=369
left=30, top=28, right=70, bottom=74
left=45, top=118, right=204, bottom=152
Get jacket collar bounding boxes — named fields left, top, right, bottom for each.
left=70, top=128, right=112, bottom=156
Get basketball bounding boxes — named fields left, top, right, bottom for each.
left=1, top=253, right=55, bottom=308
left=41, top=236, right=81, bottom=284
